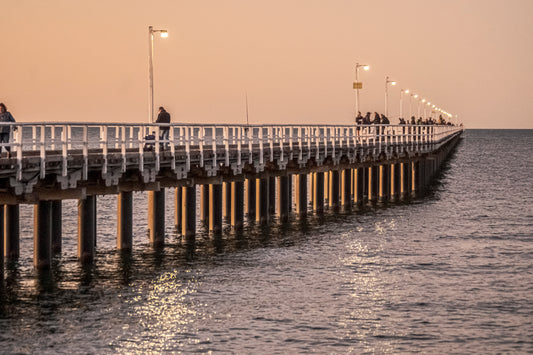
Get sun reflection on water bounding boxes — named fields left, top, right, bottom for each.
left=111, top=269, right=204, bottom=352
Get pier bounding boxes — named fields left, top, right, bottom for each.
left=0, top=122, right=463, bottom=271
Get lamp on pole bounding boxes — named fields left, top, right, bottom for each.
left=148, top=26, right=168, bottom=123
left=400, top=89, right=409, bottom=120
left=410, top=93, right=418, bottom=119
left=354, top=63, right=369, bottom=121
left=385, top=76, right=397, bottom=117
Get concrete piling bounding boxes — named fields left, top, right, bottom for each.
left=4, top=204, right=19, bottom=259
left=117, top=191, right=133, bottom=250
left=78, top=195, right=96, bottom=263
left=51, top=200, right=62, bottom=254
left=182, top=186, right=196, bottom=238
left=209, top=184, right=223, bottom=234
left=34, top=200, right=52, bottom=269
left=231, top=181, right=244, bottom=230
left=148, top=190, right=165, bottom=247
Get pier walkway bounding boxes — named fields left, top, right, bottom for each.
left=0, top=122, right=463, bottom=269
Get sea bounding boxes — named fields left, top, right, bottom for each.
left=0, top=129, right=531, bottom=354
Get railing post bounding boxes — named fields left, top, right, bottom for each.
left=39, top=125, right=46, bottom=179
left=83, top=125, right=88, bottom=180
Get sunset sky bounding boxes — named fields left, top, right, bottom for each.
left=2, top=0, right=532, bottom=128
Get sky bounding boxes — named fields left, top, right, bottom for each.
left=1, top=0, right=532, bottom=128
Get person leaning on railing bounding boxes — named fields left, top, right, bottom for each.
left=0, top=103, right=16, bottom=158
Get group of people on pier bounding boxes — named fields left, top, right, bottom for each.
left=355, top=111, right=456, bottom=127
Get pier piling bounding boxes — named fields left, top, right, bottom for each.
left=148, top=190, right=165, bottom=247
left=117, top=191, right=133, bottom=250
left=34, top=200, right=52, bottom=270
left=78, top=196, right=96, bottom=263
left=4, top=204, right=19, bottom=259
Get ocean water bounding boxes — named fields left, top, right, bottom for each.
left=0, top=129, right=531, bottom=354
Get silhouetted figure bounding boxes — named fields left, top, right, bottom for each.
left=380, top=114, right=390, bottom=124
left=363, top=112, right=372, bottom=124
left=373, top=112, right=381, bottom=124
left=0, top=103, right=16, bottom=157
left=156, top=106, right=171, bottom=149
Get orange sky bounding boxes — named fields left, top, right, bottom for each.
left=2, top=0, right=532, bottom=128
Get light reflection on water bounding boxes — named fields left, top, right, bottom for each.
left=0, top=130, right=532, bottom=353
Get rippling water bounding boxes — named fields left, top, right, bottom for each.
left=0, top=129, right=532, bottom=354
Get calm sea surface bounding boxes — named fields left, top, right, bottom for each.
left=0, top=129, right=532, bottom=354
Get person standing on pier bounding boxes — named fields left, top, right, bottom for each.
left=156, top=106, right=171, bottom=149
left=0, top=103, right=16, bottom=157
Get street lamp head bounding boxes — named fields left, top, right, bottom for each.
left=427, top=102, right=431, bottom=106
left=363, top=65, right=370, bottom=71
left=421, top=99, right=426, bottom=103
left=413, top=94, right=418, bottom=98
left=160, top=30, right=168, bottom=38
left=391, top=81, right=397, bottom=86
left=403, top=89, right=409, bottom=94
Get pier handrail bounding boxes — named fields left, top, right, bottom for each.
left=0, top=122, right=463, bottom=195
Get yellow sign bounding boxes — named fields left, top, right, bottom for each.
left=353, top=82, right=363, bottom=89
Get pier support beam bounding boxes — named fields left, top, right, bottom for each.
left=379, top=164, right=390, bottom=202
left=313, top=172, right=325, bottom=214
left=182, top=186, right=196, bottom=238
left=34, top=200, right=52, bottom=270
left=200, top=184, right=209, bottom=224
left=390, top=164, right=396, bottom=200
left=295, top=174, right=308, bottom=216
left=411, top=161, right=417, bottom=194
left=256, top=178, right=269, bottom=224
left=51, top=200, right=62, bottom=254
left=117, top=191, right=133, bottom=250
left=277, top=176, right=290, bottom=223
left=341, top=169, right=352, bottom=211
left=223, top=182, right=232, bottom=220
left=0, top=206, right=3, bottom=279
left=329, top=170, right=340, bottom=210
left=78, top=196, right=96, bottom=264
left=245, top=178, right=256, bottom=219
left=209, top=184, right=223, bottom=234
left=231, top=181, right=244, bottom=230
left=353, top=168, right=363, bottom=205
left=148, top=190, right=165, bottom=247
left=174, top=187, right=182, bottom=231
left=269, top=177, right=276, bottom=215
left=4, top=204, right=19, bottom=259
left=368, top=166, right=376, bottom=202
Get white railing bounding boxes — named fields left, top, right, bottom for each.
left=0, top=122, right=462, bottom=184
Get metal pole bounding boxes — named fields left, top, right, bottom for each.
left=385, top=76, right=389, bottom=117
left=148, top=26, right=154, bottom=124
left=400, top=90, right=403, bottom=120
left=409, top=95, right=412, bottom=119
left=355, top=64, right=359, bottom=121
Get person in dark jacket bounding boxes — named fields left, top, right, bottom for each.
left=156, top=106, right=171, bottom=148
left=373, top=112, right=381, bottom=124
left=380, top=114, right=390, bottom=124
left=363, top=112, right=371, bottom=125
left=0, top=103, right=16, bottom=156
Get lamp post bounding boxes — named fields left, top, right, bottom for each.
left=385, top=76, right=397, bottom=117
left=148, top=26, right=168, bottom=123
left=354, top=63, right=369, bottom=121
left=400, top=89, right=409, bottom=120
left=410, top=93, right=418, bottom=119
